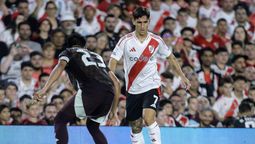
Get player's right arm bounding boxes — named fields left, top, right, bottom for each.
left=34, top=60, right=67, bottom=101
left=34, top=49, right=72, bottom=101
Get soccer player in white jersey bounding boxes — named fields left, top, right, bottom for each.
left=108, top=7, right=190, bottom=144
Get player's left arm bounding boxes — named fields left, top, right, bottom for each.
left=34, top=60, right=67, bottom=101
left=167, top=54, right=191, bottom=90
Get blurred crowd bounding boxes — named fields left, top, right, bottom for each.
left=0, top=0, right=255, bottom=128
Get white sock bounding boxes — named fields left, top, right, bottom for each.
left=130, top=131, right=145, bottom=144
left=147, top=121, right=161, bottom=144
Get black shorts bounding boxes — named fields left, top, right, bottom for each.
left=126, top=88, right=160, bottom=121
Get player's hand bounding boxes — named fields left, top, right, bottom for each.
left=33, top=88, right=47, bottom=102
left=107, top=111, right=118, bottom=126
left=181, top=76, right=191, bottom=90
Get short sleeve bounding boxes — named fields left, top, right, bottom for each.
left=110, top=36, right=126, bottom=61
left=157, top=37, right=172, bottom=59
left=58, top=49, right=72, bottom=63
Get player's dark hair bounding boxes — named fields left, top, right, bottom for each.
left=239, top=101, right=252, bottom=114
left=133, top=7, right=150, bottom=20
left=66, top=33, right=86, bottom=48
left=241, top=98, right=255, bottom=107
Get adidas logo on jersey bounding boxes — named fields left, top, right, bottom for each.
left=130, top=47, right=136, bottom=52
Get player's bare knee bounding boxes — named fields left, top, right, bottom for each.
left=143, top=117, right=155, bottom=126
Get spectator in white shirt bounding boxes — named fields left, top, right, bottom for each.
left=75, top=4, right=102, bottom=36
left=214, top=0, right=236, bottom=26
left=187, top=0, right=199, bottom=28
left=14, top=61, right=36, bottom=98
left=213, top=77, right=238, bottom=121
left=199, top=0, right=219, bottom=19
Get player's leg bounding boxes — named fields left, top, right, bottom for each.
left=86, top=118, right=108, bottom=144
left=54, top=96, right=76, bottom=144
left=142, top=89, right=161, bottom=144
left=126, top=92, right=145, bottom=144
left=129, top=118, right=144, bottom=144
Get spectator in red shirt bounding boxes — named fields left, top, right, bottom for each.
left=215, top=18, right=231, bottom=44
left=194, top=18, right=225, bottom=50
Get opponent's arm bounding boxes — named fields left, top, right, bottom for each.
left=168, top=54, right=191, bottom=90
left=108, top=71, right=121, bottom=114
left=34, top=60, right=67, bottom=101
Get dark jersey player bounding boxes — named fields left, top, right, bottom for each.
left=234, top=99, right=255, bottom=128
left=34, top=34, right=120, bottom=144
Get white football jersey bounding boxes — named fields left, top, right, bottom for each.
left=111, top=32, right=172, bottom=94
left=213, top=94, right=239, bottom=119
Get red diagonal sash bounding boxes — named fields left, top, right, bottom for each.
left=127, top=38, right=159, bottom=91
left=224, top=99, right=238, bottom=118
left=153, top=11, right=170, bottom=33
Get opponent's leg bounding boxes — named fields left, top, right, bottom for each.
left=143, top=108, right=161, bottom=144
left=54, top=96, right=76, bottom=144
left=86, top=118, right=108, bottom=144
left=130, top=118, right=144, bottom=144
